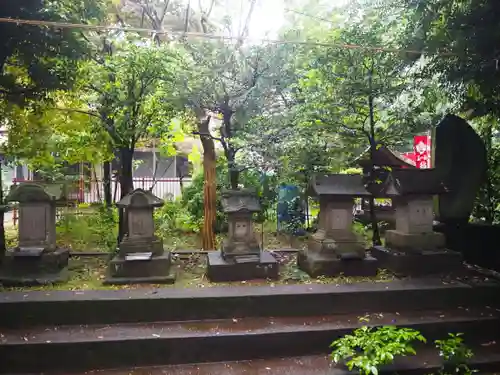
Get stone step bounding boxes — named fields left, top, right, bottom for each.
left=59, top=344, right=500, bottom=375
left=1, top=277, right=499, bottom=328
left=2, top=307, right=500, bottom=374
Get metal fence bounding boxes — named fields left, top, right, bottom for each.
left=10, top=177, right=192, bottom=226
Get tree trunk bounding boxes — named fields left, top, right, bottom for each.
left=117, top=147, right=135, bottom=244
left=103, top=161, right=112, bottom=208
left=0, top=164, right=5, bottom=264
left=368, top=68, right=382, bottom=246
left=229, top=164, right=239, bottom=190
left=199, top=117, right=217, bottom=250
left=484, top=122, right=494, bottom=224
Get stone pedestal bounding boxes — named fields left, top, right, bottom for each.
left=0, top=183, right=69, bottom=286
left=298, top=176, right=377, bottom=277
left=371, top=246, right=462, bottom=277
left=375, top=196, right=463, bottom=276
left=207, top=251, right=278, bottom=282
left=206, top=189, right=279, bottom=282
left=105, top=253, right=175, bottom=285
left=104, top=189, right=175, bottom=285
left=0, top=248, right=69, bottom=286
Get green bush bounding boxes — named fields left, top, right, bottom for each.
left=330, top=326, right=426, bottom=375
left=181, top=159, right=277, bottom=233
left=56, top=206, right=118, bottom=252
left=435, top=333, right=476, bottom=375
left=154, top=198, right=201, bottom=235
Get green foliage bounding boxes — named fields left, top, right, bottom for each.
left=330, top=326, right=426, bottom=375
left=181, top=159, right=270, bottom=233
left=435, top=333, right=477, bottom=375
left=341, top=168, right=363, bottom=175
left=77, top=40, right=187, bottom=152
left=0, top=0, right=107, bottom=105
left=56, top=206, right=118, bottom=252
left=154, top=198, right=201, bottom=235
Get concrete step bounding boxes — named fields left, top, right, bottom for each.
left=46, top=343, right=500, bottom=375
left=1, top=277, right=499, bottom=328
left=2, top=307, right=500, bottom=374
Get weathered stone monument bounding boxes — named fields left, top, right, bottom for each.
left=206, top=189, right=279, bottom=282
left=298, top=174, right=378, bottom=277
left=104, top=189, right=175, bottom=285
left=0, top=183, right=69, bottom=285
left=370, top=169, right=463, bottom=275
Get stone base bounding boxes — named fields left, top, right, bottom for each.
left=119, top=237, right=164, bottom=257
left=103, top=274, right=176, bottom=285
left=308, top=236, right=367, bottom=259
left=0, top=248, right=69, bottom=286
left=385, top=230, right=446, bottom=252
left=297, top=250, right=379, bottom=278
left=371, top=246, right=464, bottom=276
left=104, top=253, right=176, bottom=285
left=206, top=251, right=279, bottom=282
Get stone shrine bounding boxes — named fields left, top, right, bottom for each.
left=370, top=169, right=463, bottom=276
left=298, top=174, right=378, bottom=277
left=206, top=189, right=278, bottom=282
left=0, top=183, right=69, bottom=285
left=104, top=189, right=175, bottom=285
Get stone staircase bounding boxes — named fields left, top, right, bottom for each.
left=1, top=277, right=500, bottom=374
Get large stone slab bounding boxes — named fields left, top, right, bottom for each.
left=297, top=250, right=378, bottom=277
left=104, top=253, right=175, bottom=285
left=371, top=246, right=463, bottom=276
left=206, top=251, right=279, bottom=282
left=385, top=230, right=446, bottom=252
left=0, top=248, right=70, bottom=286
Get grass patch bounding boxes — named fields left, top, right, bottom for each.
left=0, top=253, right=397, bottom=292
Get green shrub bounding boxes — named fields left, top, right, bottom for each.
left=56, top=206, right=118, bottom=252
left=154, top=198, right=201, bottom=235
left=181, top=159, right=277, bottom=233
left=435, top=333, right=477, bottom=375
left=330, top=326, right=426, bottom=375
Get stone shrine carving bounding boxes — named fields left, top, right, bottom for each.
left=0, top=183, right=69, bottom=285
left=104, top=189, right=175, bottom=285
left=298, top=174, right=378, bottom=277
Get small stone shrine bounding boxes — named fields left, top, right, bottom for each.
left=104, top=189, right=175, bottom=285
left=0, top=183, right=69, bottom=285
left=206, top=189, right=278, bottom=282
left=370, top=169, right=463, bottom=276
left=298, top=174, right=378, bottom=277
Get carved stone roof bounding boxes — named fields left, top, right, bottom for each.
left=357, top=144, right=417, bottom=168
left=308, top=174, right=371, bottom=197
left=6, top=183, right=63, bottom=203
left=221, top=189, right=261, bottom=213
left=379, top=169, right=448, bottom=196
left=116, top=188, right=164, bottom=208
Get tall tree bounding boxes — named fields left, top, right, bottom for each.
left=75, top=40, right=186, bottom=240
left=120, top=0, right=221, bottom=249
left=0, top=0, right=107, bottom=260
left=399, top=0, right=500, bottom=222
left=0, top=0, right=106, bottom=104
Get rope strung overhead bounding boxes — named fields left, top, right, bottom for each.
left=0, top=16, right=454, bottom=56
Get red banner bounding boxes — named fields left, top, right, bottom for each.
left=413, top=135, right=431, bottom=169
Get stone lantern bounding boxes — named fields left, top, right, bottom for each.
left=370, top=169, right=463, bottom=276
left=0, top=183, right=69, bottom=285
left=104, top=189, right=175, bottom=285
left=298, top=174, right=378, bottom=277
left=206, top=189, right=278, bottom=282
